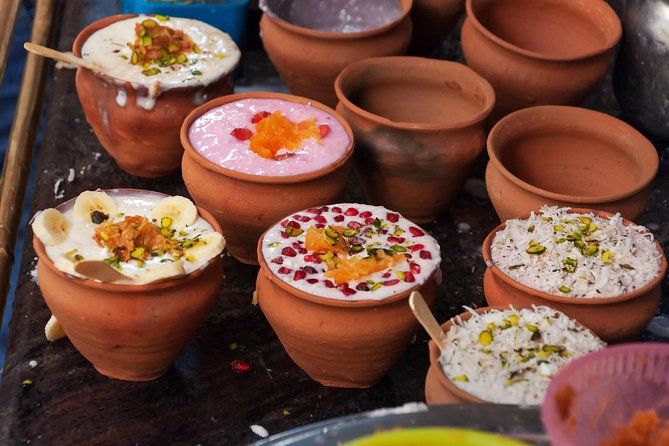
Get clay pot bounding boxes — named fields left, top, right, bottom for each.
left=481, top=209, right=668, bottom=343
left=461, top=0, right=621, bottom=117
left=335, top=56, right=495, bottom=224
left=181, top=92, right=354, bottom=265
left=33, top=189, right=225, bottom=381
left=410, top=0, right=465, bottom=54
left=486, top=106, right=658, bottom=223
left=73, top=14, right=237, bottom=178
left=259, top=0, right=413, bottom=108
left=256, top=234, right=440, bottom=388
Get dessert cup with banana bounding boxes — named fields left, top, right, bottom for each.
left=32, top=189, right=225, bottom=381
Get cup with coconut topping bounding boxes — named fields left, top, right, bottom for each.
left=73, top=14, right=241, bottom=177
left=31, top=189, right=225, bottom=381
left=482, top=206, right=667, bottom=342
left=181, top=91, right=354, bottom=264
left=425, top=305, right=605, bottom=405
left=256, top=203, right=442, bottom=388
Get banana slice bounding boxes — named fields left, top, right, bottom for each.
left=73, top=191, right=118, bottom=222
left=182, top=232, right=225, bottom=266
left=136, top=259, right=187, bottom=285
left=45, top=314, right=66, bottom=341
left=151, top=196, right=198, bottom=229
left=32, top=208, right=69, bottom=246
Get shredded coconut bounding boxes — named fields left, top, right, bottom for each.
left=490, top=206, right=662, bottom=298
left=440, top=306, right=605, bottom=405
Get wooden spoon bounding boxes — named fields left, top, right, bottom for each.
left=409, top=291, right=447, bottom=351
left=74, top=260, right=130, bottom=283
left=24, top=42, right=102, bottom=72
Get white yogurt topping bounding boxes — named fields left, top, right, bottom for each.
left=43, top=191, right=218, bottom=281
left=440, top=306, right=605, bottom=405
left=261, top=203, right=441, bottom=301
left=490, top=206, right=663, bottom=298
left=81, top=15, right=240, bottom=103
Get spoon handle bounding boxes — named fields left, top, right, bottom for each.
left=409, top=291, right=447, bottom=351
left=24, top=42, right=100, bottom=72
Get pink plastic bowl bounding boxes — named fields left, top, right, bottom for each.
left=542, top=343, right=669, bottom=446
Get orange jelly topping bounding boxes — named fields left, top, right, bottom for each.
left=603, top=410, right=669, bottom=446
left=249, top=111, right=320, bottom=160
left=95, top=216, right=179, bottom=262
left=305, top=226, right=407, bottom=284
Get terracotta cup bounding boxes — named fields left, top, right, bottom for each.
left=73, top=14, right=238, bottom=178
left=461, top=0, right=621, bottom=117
left=259, top=0, right=413, bottom=108
left=481, top=209, right=668, bottom=343
left=410, top=0, right=465, bottom=54
left=33, top=189, right=225, bottom=381
left=486, top=105, right=659, bottom=223
left=335, top=56, right=495, bottom=224
left=425, top=306, right=598, bottom=405
left=181, top=92, right=354, bottom=265
left=256, top=234, right=441, bottom=388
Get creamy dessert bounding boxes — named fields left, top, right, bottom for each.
left=32, top=190, right=224, bottom=284
left=261, top=204, right=441, bottom=300
left=440, top=306, right=605, bottom=405
left=189, top=98, right=350, bottom=176
left=81, top=15, right=240, bottom=110
left=490, top=206, right=663, bottom=298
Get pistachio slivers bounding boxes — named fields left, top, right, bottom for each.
left=558, top=285, right=571, bottom=294
left=526, top=244, right=546, bottom=255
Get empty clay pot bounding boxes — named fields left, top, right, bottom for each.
left=73, top=15, right=238, bottom=178
left=335, top=56, right=495, bottom=223
left=481, top=209, right=668, bottom=343
left=33, top=189, right=225, bottom=381
left=259, top=0, right=413, bottom=108
left=256, top=233, right=440, bottom=388
left=410, top=0, right=465, bottom=54
left=181, top=92, right=354, bottom=265
left=486, top=106, right=658, bottom=223
left=461, top=0, right=621, bottom=117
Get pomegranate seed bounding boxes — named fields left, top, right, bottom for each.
left=304, top=254, right=322, bottom=263
left=294, top=215, right=311, bottom=222
left=319, top=124, right=331, bottom=138
left=341, top=287, right=357, bottom=297
left=251, top=111, right=271, bottom=124
left=332, top=207, right=342, bottom=214
left=280, top=219, right=290, bottom=228
left=382, top=272, right=392, bottom=279
left=356, top=282, right=370, bottom=291
left=306, top=208, right=322, bottom=214
left=409, top=226, right=425, bottom=237
left=271, top=257, right=284, bottom=265
left=293, top=270, right=306, bottom=281
left=348, top=221, right=363, bottom=229
left=306, top=278, right=319, bottom=284
left=321, top=206, right=329, bottom=212
left=344, top=207, right=359, bottom=216
left=387, top=213, right=400, bottom=223
left=292, top=242, right=302, bottom=249
left=337, top=282, right=349, bottom=291
left=314, top=215, right=327, bottom=224
left=364, top=217, right=376, bottom=225
left=231, top=359, right=252, bottom=373
left=404, top=272, right=416, bottom=283
left=278, top=267, right=292, bottom=275
left=324, top=280, right=335, bottom=288
left=303, top=266, right=318, bottom=274
left=334, top=215, right=345, bottom=222
left=315, top=224, right=325, bottom=229
left=388, top=236, right=405, bottom=244
left=231, top=128, right=253, bottom=141
left=420, top=250, right=432, bottom=259
left=383, top=279, right=400, bottom=286
left=405, top=254, right=413, bottom=259
left=410, top=263, right=421, bottom=274
left=282, top=247, right=297, bottom=257
left=298, top=248, right=308, bottom=254
left=410, top=243, right=425, bottom=252
left=359, top=211, right=372, bottom=218
left=286, top=220, right=300, bottom=229
left=280, top=232, right=288, bottom=239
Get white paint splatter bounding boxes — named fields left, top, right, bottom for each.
left=250, top=425, right=269, bottom=438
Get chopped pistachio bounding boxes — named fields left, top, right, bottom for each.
left=479, top=330, right=493, bottom=346
left=558, top=285, right=571, bottom=294
left=526, top=244, right=546, bottom=255
left=453, top=374, right=469, bottom=382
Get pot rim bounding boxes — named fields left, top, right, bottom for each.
left=256, top=213, right=440, bottom=309
left=33, top=188, right=224, bottom=292
left=334, top=56, right=495, bottom=131
left=261, top=0, right=413, bottom=41
left=481, top=207, right=668, bottom=306
left=72, top=13, right=240, bottom=95
left=180, top=91, right=355, bottom=184
left=487, top=105, right=659, bottom=204
left=428, top=305, right=600, bottom=404
left=465, top=0, right=622, bottom=62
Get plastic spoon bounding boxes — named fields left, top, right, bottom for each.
left=23, top=42, right=102, bottom=72
left=409, top=291, right=447, bottom=351
left=74, top=260, right=130, bottom=283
